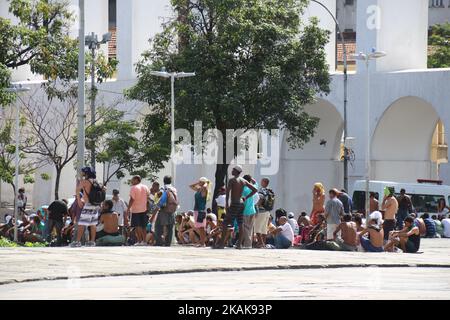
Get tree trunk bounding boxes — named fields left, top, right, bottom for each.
left=212, top=163, right=229, bottom=214
left=54, top=168, right=61, bottom=200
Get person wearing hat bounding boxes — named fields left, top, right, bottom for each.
left=112, top=189, right=128, bottom=237
left=324, top=188, right=344, bottom=241
left=71, top=167, right=104, bottom=247
left=189, top=177, right=211, bottom=246
left=215, top=165, right=257, bottom=249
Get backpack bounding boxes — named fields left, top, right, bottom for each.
left=162, top=187, right=179, bottom=214
left=88, top=180, right=106, bottom=205
left=263, top=188, right=275, bottom=211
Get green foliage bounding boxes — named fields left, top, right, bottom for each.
left=428, top=22, right=450, bottom=68
left=40, top=172, right=50, bottom=180
left=23, top=241, right=48, bottom=247
left=0, top=237, right=19, bottom=247
left=127, top=0, right=331, bottom=189
left=85, top=107, right=165, bottom=184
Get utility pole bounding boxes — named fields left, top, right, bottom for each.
left=77, top=0, right=86, bottom=179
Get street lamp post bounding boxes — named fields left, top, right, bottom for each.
left=85, top=32, right=112, bottom=169
left=352, top=49, right=387, bottom=223
left=149, top=69, right=196, bottom=186
left=310, top=0, right=349, bottom=191
left=5, top=84, right=31, bottom=242
left=77, top=0, right=86, bottom=180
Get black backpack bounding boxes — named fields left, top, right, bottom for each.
left=263, top=189, right=275, bottom=211
left=88, top=180, right=106, bottom=205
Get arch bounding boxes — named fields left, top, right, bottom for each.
left=371, top=96, right=447, bottom=182
left=278, top=99, right=344, bottom=212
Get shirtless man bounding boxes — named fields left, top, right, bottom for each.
left=70, top=167, right=104, bottom=247
left=333, top=214, right=357, bottom=251
left=369, top=192, right=379, bottom=213
left=359, top=218, right=384, bottom=252
left=215, top=165, right=257, bottom=249
left=96, top=200, right=120, bottom=239
left=381, top=189, right=398, bottom=240
left=310, top=183, right=325, bottom=225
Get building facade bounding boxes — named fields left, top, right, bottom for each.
left=1, top=0, right=449, bottom=214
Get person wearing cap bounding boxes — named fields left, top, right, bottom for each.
left=381, top=187, right=398, bottom=240
left=287, top=212, right=299, bottom=236
left=112, top=189, right=128, bottom=237
left=71, top=167, right=103, bottom=247
left=324, top=188, right=344, bottom=241
left=215, top=165, right=257, bottom=249
left=189, top=177, right=211, bottom=247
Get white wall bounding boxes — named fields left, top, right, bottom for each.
left=356, top=0, right=428, bottom=72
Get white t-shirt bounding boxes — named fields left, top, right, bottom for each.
left=279, top=223, right=294, bottom=242
left=442, top=218, right=450, bottom=238
left=288, top=218, right=299, bottom=236
left=112, top=198, right=127, bottom=227
left=215, top=194, right=226, bottom=207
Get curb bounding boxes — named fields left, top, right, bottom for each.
left=1, top=263, right=449, bottom=286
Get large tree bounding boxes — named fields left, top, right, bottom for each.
left=127, top=0, right=331, bottom=205
left=428, top=22, right=450, bottom=68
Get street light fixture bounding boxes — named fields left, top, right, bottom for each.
left=310, top=0, right=350, bottom=191
left=5, top=84, right=31, bottom=242
left=150, top=68, right=196, bottom=186
left=85, top=31, right=112, bottom=169
left=352, top=49, right=387, bottom=222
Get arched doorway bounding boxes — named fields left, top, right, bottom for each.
left=372, top=96, right=448, bottom=183
left=278, top=99, right=343, bottom=213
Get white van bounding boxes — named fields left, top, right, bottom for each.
left=351, top=180, right=450, bottom=216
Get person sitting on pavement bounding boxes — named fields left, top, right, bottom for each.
left=333, top=214, right=358, bottom=251
left=432, top=215, right=444, bottom=238
left=384, top=216, right=420, bottom=253
left=205, top=213, right=218, bottom=246
left=265, top=215, right=277, bottom=246
left=22, top=215, right=44, bottom=243
left=359, top=218, right=384, bottom=252
left=353, top=214, right=364, bottom=232
left=302, top=214, right=340, bottom=251
left=96, top=200, right=124, bottom=246
left=269, top=216, right=294, bottom=249
left=421, top=213, right=437, bottom=238
left=411, top=213, right=426, bottom=237
left=287, top=212, right=299, bottom=236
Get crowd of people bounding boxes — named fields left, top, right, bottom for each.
left=1, top=165, right=450, bottom=253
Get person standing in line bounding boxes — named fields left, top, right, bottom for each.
left=324, top=189, right=344, bottom=241
left=189, top=177, right=210, bottom=247
left=369, top=192, right=379, bottom=213
left=338, top=189, right=352, bottom=214
left=396, top=188, right=413, bottom=230
left=154, top=175, right=179, bottom=246
left=17, top=188, right=27, bottom=216
left=215, top=186, right=227, bottom=222
left=254, top=178, right=274, bottom=248
left=381, top=187, right=398, bottom=240
left=112, top=189, right=128, bottom=237
left=242, top=175, right=258, bottom=249
left=71, top=167, right=105, bottom=247
left=310, top=183, right=326, bottom=225
left=215, top=166, right=257, bottom=249
left=126, top=175, right=150, bottom=246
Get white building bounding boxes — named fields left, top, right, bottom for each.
left=1, top=0, right=449, bottom=215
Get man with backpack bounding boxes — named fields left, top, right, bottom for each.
left=126, top=175, right=150, bottom=246
left=70, top=167, right=105, bottom=247
left=154, top=175, right=179, bottom=246
left=254, top=178, right=275, bottom=248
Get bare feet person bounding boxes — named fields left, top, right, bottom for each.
left=215, top=166, right=257, bottom=249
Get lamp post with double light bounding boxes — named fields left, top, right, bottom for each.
left=352, top=49, right=387, bottom=222
left=5, top=84, right=31, bottom=242
left=150, top=69, right=196, bottom=186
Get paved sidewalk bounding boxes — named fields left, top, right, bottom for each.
left=0, top=239, right=449, bottom=286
